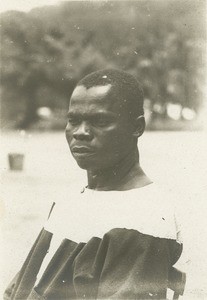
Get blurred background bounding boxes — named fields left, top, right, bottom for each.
left=0, top=0, right=206, bottom=131
left=0, top=1, right=207, bottom=299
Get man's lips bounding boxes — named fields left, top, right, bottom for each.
left=71, top=146, right=95, bottom=157
left=72, top=146, right=94, bottom=153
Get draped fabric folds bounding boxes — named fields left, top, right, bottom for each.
left=4, top=227, right=182, bottom=300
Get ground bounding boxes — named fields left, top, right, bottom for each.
left=1, top=131, right=207, bottom=299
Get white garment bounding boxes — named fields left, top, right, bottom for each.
left=35, top=183, right=182, bottom=286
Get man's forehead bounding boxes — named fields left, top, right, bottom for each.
left=71, top=84, right=112, bottom=99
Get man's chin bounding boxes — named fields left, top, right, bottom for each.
left=74, top=158, right=96, bottom=170
left=76, top=161, right=90, bottom=170
left=75, top=158, right=104, bottom=172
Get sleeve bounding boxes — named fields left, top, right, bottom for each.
left=3, top=272, right=20, bottom=300
left=3, top=203, right=55, bottom=299
left=168, top=237, right=183, bottom=266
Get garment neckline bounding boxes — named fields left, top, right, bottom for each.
left=81, top=182, right=154, bottom=193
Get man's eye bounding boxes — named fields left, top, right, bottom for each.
left=68, top=118, right=80, bottom=126
left=93, top=119, right=109, bottom=127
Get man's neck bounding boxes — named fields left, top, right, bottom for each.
left=87, top=149, right=152, bottom=191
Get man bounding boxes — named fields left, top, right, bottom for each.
left=4, top=69, right=182, bottom=299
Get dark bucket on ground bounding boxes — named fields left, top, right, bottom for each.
left=8, top=153, right=25, bottom=171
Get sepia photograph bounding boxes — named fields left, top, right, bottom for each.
left=0, top=1, right=206, bottom=299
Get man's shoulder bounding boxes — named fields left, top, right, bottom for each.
left=130, top=182, right=177, bottom=207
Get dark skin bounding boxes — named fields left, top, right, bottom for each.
left=65, top=84, right=152, bottom=191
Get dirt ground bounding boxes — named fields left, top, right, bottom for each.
left=1, top=131, right=207, bottom=299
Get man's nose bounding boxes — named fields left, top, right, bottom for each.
left=73, top=122, right=93, bottom=141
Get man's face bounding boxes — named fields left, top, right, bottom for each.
left=65, top=84, right=135, bottom=171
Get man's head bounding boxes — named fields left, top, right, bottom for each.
left=65, top=69, right=145, bottom=171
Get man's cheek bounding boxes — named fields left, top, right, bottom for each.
left=97, top=128, right=118, bottom=141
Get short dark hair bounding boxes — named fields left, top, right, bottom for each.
left=77, top=69, right=144, bottom=118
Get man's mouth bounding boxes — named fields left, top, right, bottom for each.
left=72, top=146, right=95, bottom=157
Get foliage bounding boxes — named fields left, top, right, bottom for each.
left=0, top=1, right=206, bottom=129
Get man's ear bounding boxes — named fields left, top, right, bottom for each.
left=132, top=115, right=145, bottom=138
